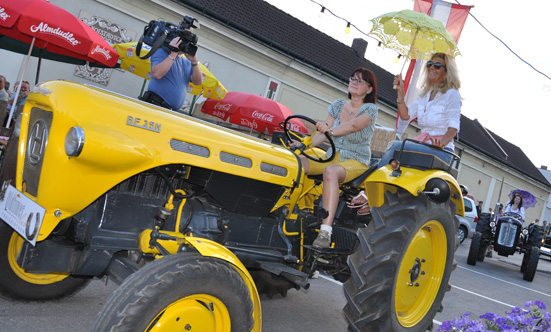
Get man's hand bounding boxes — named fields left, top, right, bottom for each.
left=168, top=37, right=182, bottom=53
left=185, top=52, right=198, bottom=63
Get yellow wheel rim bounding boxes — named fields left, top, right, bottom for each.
left=147, top=294, right=231, bottom=332
left=395, top=220, right=447, bottom=327
left=7, top=233, right=69, bottom=284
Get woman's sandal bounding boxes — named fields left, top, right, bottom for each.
left=348, top=191, right=368, bottom=209
left=357, top=204, right=371, bottom=215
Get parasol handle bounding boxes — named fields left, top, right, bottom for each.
left=6, top=37, right=36, bottom=128
left=393, top=27, right=420, bottom=90
left=393, top=60, right=409, bottom=90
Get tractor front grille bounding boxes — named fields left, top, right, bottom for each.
left=22, top=107, right=53, bottom=197
left=497, top=222, right=518, bottom=247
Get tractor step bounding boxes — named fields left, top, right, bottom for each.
left=302, top=244, right=351, bottom=255
left=257, top=261, right=310, bottom=290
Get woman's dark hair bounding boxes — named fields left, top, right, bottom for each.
left=508, top=193, right=523, bottom=209
left=348, top=67, right=377, bottom=104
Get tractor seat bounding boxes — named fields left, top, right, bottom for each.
left=392, top=149, right=458, bottom=179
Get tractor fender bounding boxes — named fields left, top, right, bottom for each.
left=363, top=166, right=464, bottom=216
left=139, top=230, right=262, bottom=332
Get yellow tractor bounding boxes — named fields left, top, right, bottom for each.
left=0, top=80, right=463, bottom=331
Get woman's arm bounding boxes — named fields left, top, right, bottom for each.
left=520, top=207, right=526, bottom=220
left=331, top=113, right=373, bottom=137
left=394, top=75, right=410, bottom=120
left=310, top=115, right=336, bottom=147
left=432, top=127, right=458, bottom=148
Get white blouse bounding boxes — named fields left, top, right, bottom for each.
left=407, top=88, right=461, bottom=150
left=504, top=203, right=526, bottom=220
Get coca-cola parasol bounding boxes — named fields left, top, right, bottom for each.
left=201, top=92, right=308, bottom=134
left=0, top=0, right=119, bottom=126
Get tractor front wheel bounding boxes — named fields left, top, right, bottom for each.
left=0, top=222, right=90, bottom=300
left=523, top=247, right=539, bottom=282
left=92, top=252, right=255, bottom=332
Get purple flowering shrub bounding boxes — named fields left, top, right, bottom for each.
left=437, top=301, right=551, bottom=332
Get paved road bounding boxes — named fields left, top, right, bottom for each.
left=1, top=239, right=551, bottom=331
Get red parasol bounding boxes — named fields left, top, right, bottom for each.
left=0, top=0, right=119, bottom=126
left=0, top=0, right=118, bottom=66
left=201, top=92, right=308, bottom=134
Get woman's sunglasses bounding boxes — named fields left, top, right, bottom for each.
left=426, top=61, right=446, bottom=70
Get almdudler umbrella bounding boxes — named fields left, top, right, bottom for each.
left=0, top=0, right=119, bottom=126
left=201, top=92, right=308, bottom=134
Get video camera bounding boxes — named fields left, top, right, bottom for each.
left=140, top=16, right=199, bottom=57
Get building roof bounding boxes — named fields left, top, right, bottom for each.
left=459, top=116, right=549, bottom=185
left=176, top=0, right=550, bottom=187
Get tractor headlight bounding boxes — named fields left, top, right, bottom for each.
left=65, top=127, right=85, bottom=157
left=522, top=229, right=529, bottom=236
left=490, top=221, right=496, bottom=228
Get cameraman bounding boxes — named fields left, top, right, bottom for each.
left=144, top=36, right=203, bottom=111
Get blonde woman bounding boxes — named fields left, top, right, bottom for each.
left=381, top=52, right=462, bottom=166
left=352, top=53, right=461, bottom=209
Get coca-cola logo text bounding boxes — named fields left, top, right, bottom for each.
left=252, top=110, right=275, bottom=123
left=289, top=123, right=301, bottom=131
left=30, top=22, right=81, bottom=46
left=0, top=7, right=10, bottom=22
left=211, top=110, right=227, bottom=119
left=240, top=118, right=259, bottom=130
left=214, top=103, right=232, bottom=112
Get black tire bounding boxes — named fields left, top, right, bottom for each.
left=521, top=251, right=528, bottom=273
left=457, top=225, right=467, bottom=244
left=523, top=247, right=539, bottom=282
left=92, top=253, right=254, bottom=332
left=343, top=189, right=457, bottom=332
left=0, top=222, right=90, bottom=301
left=527, top=225, right=544, bottom=248
left=467, top=232, right=482, bottom=266
left=478, top=244, right=488, bottom=262
left=475, top=213, right=492, bottom=236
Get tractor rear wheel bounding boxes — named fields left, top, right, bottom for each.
left=343, top=189, right=457, bottom=331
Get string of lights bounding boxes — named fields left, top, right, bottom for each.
left=309, top=0, right=550, bottom=81
left=453, top=0, right=551, bottom=81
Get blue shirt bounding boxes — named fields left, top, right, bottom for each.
left=148, top=48, right=193, bottom=110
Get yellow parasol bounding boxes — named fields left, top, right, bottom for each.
left=111, top=42, right=227, bottom=100
left=370, top=9, right=460, bottom=74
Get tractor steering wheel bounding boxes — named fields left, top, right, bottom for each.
left=282, top=114, right=336, bottom=163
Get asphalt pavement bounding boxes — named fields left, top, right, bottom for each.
left=1, top=239, right=551, bottom=331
